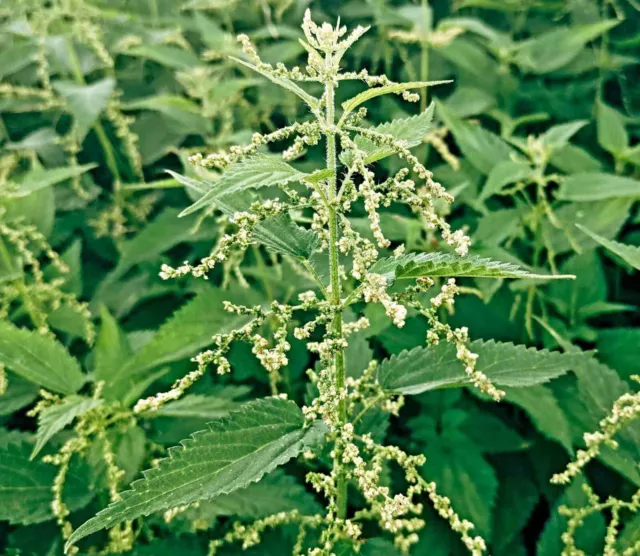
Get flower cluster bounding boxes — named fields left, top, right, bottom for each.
left=552, top=375, right=640, bottom=486
left=549, top=376, right=640, bottom=555
left=0, top=212, right=94, bottom=342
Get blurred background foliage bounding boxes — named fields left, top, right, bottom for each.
left=0, top=0, right=639, bottom=554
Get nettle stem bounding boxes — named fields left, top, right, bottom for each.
left=325, top=67, right=348, bottom=520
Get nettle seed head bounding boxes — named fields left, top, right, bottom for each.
left=144, top=10, right=489, bottom=555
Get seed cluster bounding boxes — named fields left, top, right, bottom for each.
left=149, top=10, right=491, bottom=555
left=550, top=375, right=640, bottom=555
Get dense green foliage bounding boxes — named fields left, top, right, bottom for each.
left=1, top=0, right=639, bottom=555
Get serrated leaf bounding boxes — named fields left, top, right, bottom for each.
left=557, top=172, right=640, bottom=201
left=377, top=339, right=593, bottom=395
left=480, top=160, right=533, bottom=200
left=124, top=45, right=201, bottom=69
left=230, top=57, right=318, bottom=109
left=438, top=101, right=518, bottom=175
left=110, top=207, right=213, bottom=280
left=341, top=103, right=435, bottom=165
left=574, top=361, right=640, bottom=475
left=101, top=286, right=258, bottom=403
left=121, top=95, right=208, bottom=134
left=422, top=438, right=498, bottom=537
left=459, top=411, right=528, bottom=453
left=153, top=387, right=250, bottom=419
left=0, top=322, right=85, bottom=394
left=0, top=373, right=39, bottom=416
left=596, top=99, right=628, bottom=155
left=541, top=198, right=631, bottom=254
left=553, top=360, right=640, bottom=485
left=66, top=398, right=326, bottom=549
left=540, top=120, right=588, bottom=151
left=168, top=170, right=319, bottom=259
left=185, top=470, right=321, bottom=521
left=340, top=80, right=449, bottom=122
left=52, top=78, right=115, bottom=141
left=492, top=455, right=539, bottom=550
left=596, top=328, right=640, bottom=382
left=514, top=20, right=619, bottom=74
left=618, top=514, right=640, bottom=552
left=576, top=224, right=640, bottom=270
left=537, top=478, right=605, bottom=556
left=371, top=252, right=574, bottom=283
left=502, top=385, right=573, bottom=452
left=0, top=42, right=39, bottom=79
left=9, top=164, right=96, bottom=198
left=0, top=430, right=93, bottom=525
left=179, top=155, right=308, bottom=217
left=32, top=396, right=103, bottom=458
left=93, top=306, right=132, bottom=382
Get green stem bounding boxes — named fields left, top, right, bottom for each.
left=65, top=39, right=123, bottom=189
left=325, top=70, right=348, bottom=520
left=302, top=260, right=329, bottom=300
left=420, top=43, right=429, bottom=111
left=420, top=0, right=430, bottom=111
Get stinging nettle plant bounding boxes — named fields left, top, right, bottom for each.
left=64, top=11, right=583, bottom=555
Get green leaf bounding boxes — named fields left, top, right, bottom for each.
left=541, top=198, right=631, bottom=254
left=0, top=322, right=85, bottom=394
left=0, top=374, right=39, bottom=416
left=341, top=103, right=435, bottom=165
left=548, top=251, right=607, bottom=322
left=230, top=57, right=318, bottom=110
left=459, top=411, right=528, bottom=453
left=5, top=128, right=58, bottom=153
left=437, top=101, right=517, bottom=175
left=549, top=144, right=604, bottom=174
left=32, top=396, right=103, bottom=458
left=179, top=155, right=308, bottom=217
left=492, top=456, right=539, bottom=550
left=575, top=361, right=640, bottom=466
left=184, top=470, right=321, bottom=521
left=540, top=120, right=588, bottom=151
left=9, top=164, right=96, bottom=198
left=537, top=478, right=605, bottom=556
left=0, top=42, right=38, bottom=79
left=168, top=170, right=319, bottom=259
left=0, top=430, right=93, bottom=525
left=422, top=438, right=498, bottom=537
left=557, top=172, right=640, bottom=201
left=502, top=385, right=573, bottom=452
left=340, top=80, right=450, bottom=123
left=66, top=398, right=326, bottom=549
left=371, top=252, right=574, bottom=282
left=480, top=160, right=533, bottom=200
left=596, top=99, right=628, bottom=155
left=514, top=21, right=619, bottom=74
left=596, top=328, right=640, bottom=382
left=377, top=339, right=593, bottom=395
left=153, top=387, right=250, bottom=419
left=93, top=306, right=132, bottom=383
left=618, top=514, right=640, bottom=553
left=100, top=286, right=258, bottom=403
left=554, top=360, right=640, bottom=485
left=111, top=207, right=213, bottom=279
left=122, top=95, right=208, bottom=135
left=442, top=86, right=495, bottom=118
left=124, top=45, right=201, bottom=69
left=576, top=224, right=640, bottom=270
left=52, top=78, right=115, bottom=141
